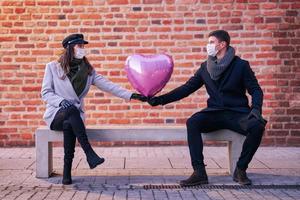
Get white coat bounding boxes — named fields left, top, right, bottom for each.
left=41, top=61, right=133, bottom=128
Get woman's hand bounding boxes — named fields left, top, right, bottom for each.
left=59, top=99, right=74, bottom=109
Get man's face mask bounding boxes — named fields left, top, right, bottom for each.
left=206, top=43, right=218, bottom=57
left=74, top=47, right=87, bottom=59
left=206, top=40, right=225, bottom=57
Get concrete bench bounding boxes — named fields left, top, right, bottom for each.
left=35, top=126, right=246, bottom=178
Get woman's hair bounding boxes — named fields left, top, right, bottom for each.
left=57, top=44, right=94, bottom=79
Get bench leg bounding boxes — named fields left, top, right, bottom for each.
left=36, top=133, right=53, bottom=178
left=228, top=140, right=243, bottom=175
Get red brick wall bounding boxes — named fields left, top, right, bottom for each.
left=0, top=0, right=299, bottom=147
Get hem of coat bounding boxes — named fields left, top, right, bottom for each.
left=43, top=106, right=86, bottom=129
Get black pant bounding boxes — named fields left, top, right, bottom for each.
left=186, top=110, right=265, bottom=171
left=50, top=106, right=92, bottom=163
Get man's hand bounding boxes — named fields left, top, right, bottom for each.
left=248, top=108, right=266, bottom=124
left=147, top=96, right=163, bottom=106
left=239, top=108, right=266, bottom=131
left=130, top=93, right=148, bottom=102
left=59, top=100, right=73, bottom=109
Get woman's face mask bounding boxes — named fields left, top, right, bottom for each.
left=74, top=45, right=87, bottom=59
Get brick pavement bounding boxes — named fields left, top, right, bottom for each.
left=0, top=147, right=299, bottom=200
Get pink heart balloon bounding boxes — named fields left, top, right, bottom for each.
left=125, top=54, right=174, bottom=97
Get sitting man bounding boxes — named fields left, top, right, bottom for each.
left=148, top=30, right=267, bottom=186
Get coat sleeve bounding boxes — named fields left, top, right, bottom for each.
left=160, top=67, right=204, bottom=105
left=243, top=61, right=263, bottom=112
left=41, top=63, right=65, bottom=107
left=92, top=71, right=133, bottom=100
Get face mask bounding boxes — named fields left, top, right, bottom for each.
left=74, top=47, right=86, bottom=59
left=206, top=43, right=218, bottom=57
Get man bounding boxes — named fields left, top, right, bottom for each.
left=148, top=30, right=267, bottom=186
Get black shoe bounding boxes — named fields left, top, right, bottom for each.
left=180, top=168, right=208, bottom=187
left=62, top=177, right=72, bottom=185
left=62, top=162, right=72, bottom=185
left=233, top=167, right=252, bottom=185
left=86, top=150, right=105, bottom=169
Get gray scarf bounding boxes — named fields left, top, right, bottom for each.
left=207, top=46, right=235, bottom=80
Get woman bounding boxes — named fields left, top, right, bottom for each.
left=41, top=34, right=146, bottom=185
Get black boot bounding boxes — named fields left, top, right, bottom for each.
left=75, top=134, right=105, bottom=169
left=180, top=167, right=208, bottom=187
left=65, top=122, right=105, bottom=169
left=62, top=160, right=72, bottom=185
left=233, top=166, right=252, bottom=185
left=65, top=110, right=105, bottom=169
left=75, top=133, right=105, bottom=169
left=62, top=122, right=76, bottom=185
left=86, top=149, right=105, bottom=169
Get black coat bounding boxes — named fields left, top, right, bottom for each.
left=160, top=56, right=263, bottom=113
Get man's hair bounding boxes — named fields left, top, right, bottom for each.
left=208, top=30, right=230, bottom=47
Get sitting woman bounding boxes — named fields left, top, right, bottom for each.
left=41, top=34, right=146, bottom=185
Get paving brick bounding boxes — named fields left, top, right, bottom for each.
left=166, top=190, right=182, bottom=200
left=72, top=191, right=88, bottom=200
left=44, top=190, right=63, bottom=200
left=192, top=190, right=211, bottom=200
left=127, top=190, right=141, bottom=200
left=169, top=157, right=220, bottom=169
left=86, top=192, right=101, bottom=200
left=153, top=190, right=168, bottom=200
left=179, top=190, right=196, bottom=199
left=99, top=190, right=114, bottom=200
left=30, top=191, right=50, bottom=200
left=57, top=191, right=76, bottom=200
left=113, top=190, right=127, bottom=200
left=15, top=190, right=36, bottom=200
left=140, top=190, right=155, bottom=200
left=0, top=158, right=34, bottom=170
left=125, top=158, right=172, bottom=169
left=0, top=147, right=299, bottom=200
left=260, top=158, right=300, bottom=169
left=1, top=189, right=24, bottom=200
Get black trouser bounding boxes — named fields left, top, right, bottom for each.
left=186, top=110, right=265, bottom=171
left=50, top=106, right=93, bottom=163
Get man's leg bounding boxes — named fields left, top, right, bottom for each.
left=180, top=111, right=226, bottom=186
left=186, top=112, right=224, bottom=170
left=224, top=111, right=265, bottom=185
left=234, top=121, right=264, bottom=185
left=236, top=120, right=265, bottom=170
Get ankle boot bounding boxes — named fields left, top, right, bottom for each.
left=233, top=166, right=252, bottom=185
left=62, top=160, right=72, bottom=185
left=86, top=149, right=105, bottom=169
left=72, top=131, right=105, bottom=169
left=180, top=167, right=208, bottom=187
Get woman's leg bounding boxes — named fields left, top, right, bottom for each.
left=62, top=121, right=76, bottom=184
left=51, top=109, right=76, bottom=184
left=63, top=106, right=104, bottom=169
left=50, top=106, right=104, bottom=184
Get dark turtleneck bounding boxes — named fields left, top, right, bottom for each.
left=67, top=58, right=89, bottom=97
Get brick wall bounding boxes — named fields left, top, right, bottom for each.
left=0, top=0, right=299, bottom=147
